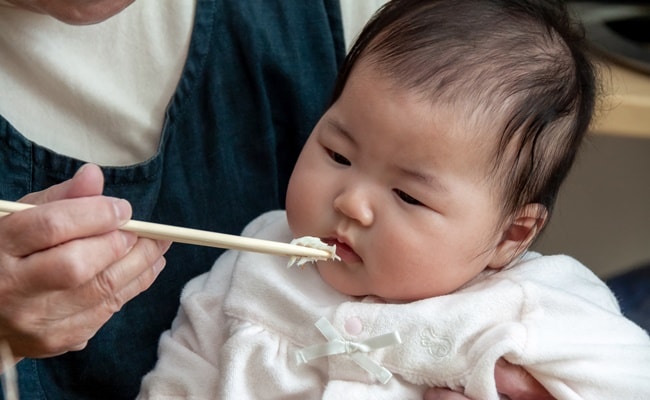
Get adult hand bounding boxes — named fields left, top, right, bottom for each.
left=423, top=359, right=554, bottom=400
left=0, top=164, right=170, bottom=368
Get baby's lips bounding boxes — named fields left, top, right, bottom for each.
left=325, top=238, right=361, bottom=263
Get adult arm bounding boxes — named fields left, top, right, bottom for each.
left=0, top=164, right=170, bottom=368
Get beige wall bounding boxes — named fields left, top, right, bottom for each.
left=532, top=134, right=650, bottom=279
left=532, top=45, right=650, bottom=279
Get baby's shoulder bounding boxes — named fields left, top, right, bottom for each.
left=497, top=252, right=620, bottom=312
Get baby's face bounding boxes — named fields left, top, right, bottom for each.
left=286, top=60, right=509, bottom=302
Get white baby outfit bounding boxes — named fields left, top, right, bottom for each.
left=139, top=211, right=650, bottom=399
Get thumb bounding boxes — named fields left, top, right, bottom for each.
left=423, top=388, right=471, bottom=400
left=21, top=163, right=105, bottom=204
left=494, top=359, right=554, bottom=400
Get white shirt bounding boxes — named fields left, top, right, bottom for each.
left=0, top=0, right=385, bottom=166
left=0, top=0, right=194, bottom=165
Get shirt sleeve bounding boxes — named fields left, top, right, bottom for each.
left=491, top=255, right=650, bottom=399
left=507, top=278, right=650, bottom=400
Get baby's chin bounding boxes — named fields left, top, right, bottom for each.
left=314, top=264, right=387, bottom=300
left=316, top=263, right=361, bottom=295
left=319, top=275, right=431, bottom=304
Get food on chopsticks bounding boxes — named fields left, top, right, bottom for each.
left=287, top=236, right=340, bottom=267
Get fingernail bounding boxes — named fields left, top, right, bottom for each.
left=121, top=231, right=137, bottom=250
left=112, top=199, right=132, bottom=224
left=74, top=163, right=90, bottom=176
left=153, top=257, right=167, bottom=275
left=158, top=240, right=172, bottom=252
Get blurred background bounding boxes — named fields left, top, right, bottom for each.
left=533, top=1, right=650, bottom=280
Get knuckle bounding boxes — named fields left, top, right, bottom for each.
left=94, top=267, right=120, bottom=300
left=58, top=254, right=93, bottom=287
left=102, top=291, right=126, bottom=314
left=35, top=212, right=70, bottom=244
left=94, top=271, right=131, bottom=315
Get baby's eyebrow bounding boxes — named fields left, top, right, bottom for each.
left=396, top=165, right=448, bottom=194
left=325, top=119, right=357, bottom=146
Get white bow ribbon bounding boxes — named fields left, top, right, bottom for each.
left=296, top=317, right=402, bottom=384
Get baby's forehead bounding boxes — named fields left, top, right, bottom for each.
left=368, top=60, right=512, bottom=131
left=405, top=82, right=508, bottom=147
left=399, top=93, right=506, bottom=175
left=349, top=59, right=512, bottom=167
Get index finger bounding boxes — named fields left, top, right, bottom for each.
left=0, top=197, right=132, bottom=256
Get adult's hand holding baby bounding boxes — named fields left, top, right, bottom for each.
left=424, top=359, right=554, bottom=400
left=0, top=164, right=170, bottom=369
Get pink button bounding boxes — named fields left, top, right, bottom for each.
left=344, top=316, right=363, bottom=335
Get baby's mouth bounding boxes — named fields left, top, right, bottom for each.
left=324, top=238, right=361, bottom=263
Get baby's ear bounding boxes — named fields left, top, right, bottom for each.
left=488, top=203, right=548, bottom=269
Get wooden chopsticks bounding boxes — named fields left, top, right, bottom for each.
left=0, top=200, right=330, bottom=259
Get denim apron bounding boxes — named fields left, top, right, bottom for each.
left=0, top=1, right=344, bottom=398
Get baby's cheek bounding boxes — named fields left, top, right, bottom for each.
left=285, top=205, right=305, bottom=237
left=286, top=179, right=308, bottom=229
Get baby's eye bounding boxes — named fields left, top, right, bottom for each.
left=327, top=148, right=351, bottom=166
left=394, top=189, right=422, bottom=206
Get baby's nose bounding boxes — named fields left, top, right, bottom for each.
left=333, top=186, right=374, bottom=226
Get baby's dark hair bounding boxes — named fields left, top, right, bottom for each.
left=331, top=0, right=597, bottom=222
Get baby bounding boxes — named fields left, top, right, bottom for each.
left=139, top=0, right=650, bottom=399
